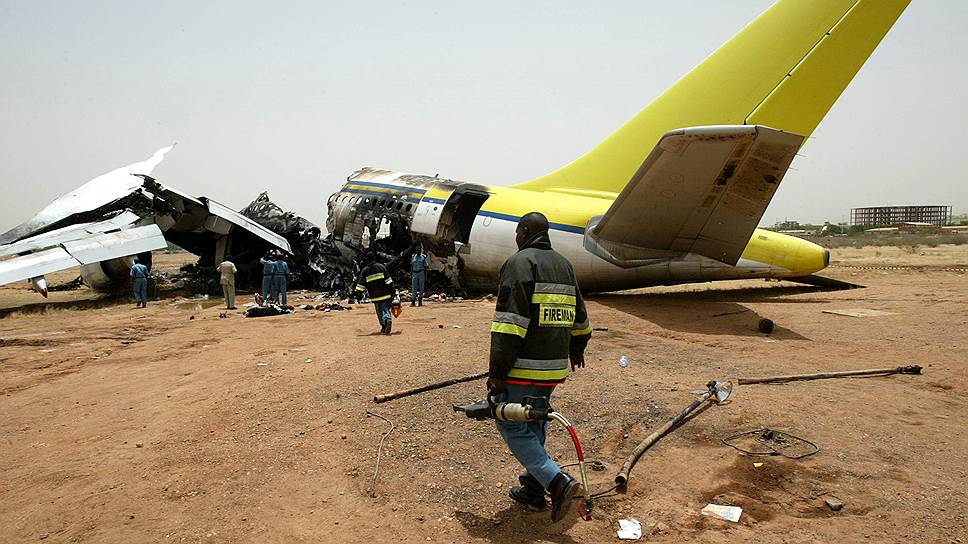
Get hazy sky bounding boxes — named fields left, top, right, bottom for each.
left=1, top=0, right=965, bottom=234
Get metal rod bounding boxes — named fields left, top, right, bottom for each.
left=737, top=365, right=922, bottom=385
left=373, top=371, right=488, bottom=403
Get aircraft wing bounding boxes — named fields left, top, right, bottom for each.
left=584, top=125, right=803, bottom=267
left=0, top=145, right=173, bottom=245
left=0, top=211, right=142, bottom=257
left=0, top=224, right=166, bottom=286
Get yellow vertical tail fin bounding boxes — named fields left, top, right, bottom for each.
left=512, top=0, right=910, bottom=194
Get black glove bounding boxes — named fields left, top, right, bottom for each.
left=570, top=353, right=585, bottom=371
left=486, top=376, right=506, bottom=395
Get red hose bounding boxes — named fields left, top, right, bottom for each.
left=565, top=425, right=584, bottom=461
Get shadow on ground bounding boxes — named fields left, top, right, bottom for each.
left=454, top=505, right=580, bottom=544
left=591, top=284, right=841, bottom=339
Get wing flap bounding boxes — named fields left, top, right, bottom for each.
left=0, top=211, right=142, bottom=257
left=0, top=247, right=81, bottom=285
left=61, top=225, right=168, bottom=265
left=586, top=125, right=803, bottom=267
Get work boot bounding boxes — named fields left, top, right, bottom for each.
left=509, top=486, right=548, bottom=512
left=417, top=300, right=423, bottom=307
left=548, top=472, right=581, bottom=522
left=410, top=301, right=416, bottom=307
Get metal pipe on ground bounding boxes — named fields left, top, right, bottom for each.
left=373, top=371, right=488, bottom=403
left=615, top=380, right=732, bottom=490
left=737, top=365, right=922, bottom=385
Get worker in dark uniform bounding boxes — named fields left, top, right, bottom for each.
left=487, top=212, right=592, bottom=522
left=355, top=254, right=396, bottom=335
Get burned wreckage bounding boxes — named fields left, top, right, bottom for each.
left=325, top=167, right=491, bottom=295
left=0, top=146, right=296, bottom=297
left=0, top=148, right=473, bottom=300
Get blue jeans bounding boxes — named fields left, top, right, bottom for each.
left=374, top=300, right=392, bottom=328
left=133, top=277, right=148, bottom=305
left=494, top=382, right=561, bottom=490
left=262, top=275, right=274, bottom=303
left=274, top=275, right=287, bottom=305
left=411, top=271, right=425, bottom=303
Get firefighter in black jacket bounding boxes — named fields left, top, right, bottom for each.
left=487, top=212, right=592, bottom=522
left=355, top=255, right=396, bottom=335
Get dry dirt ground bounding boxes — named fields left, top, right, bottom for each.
left=1, top=247, right=965, bottom=543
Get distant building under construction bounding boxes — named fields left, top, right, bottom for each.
left=849, top=205, right=952, bottom=227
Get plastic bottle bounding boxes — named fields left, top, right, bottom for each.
left=619, top=355, right=629, bottom=368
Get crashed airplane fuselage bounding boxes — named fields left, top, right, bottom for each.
left=326, top=0, right=910, bottom=293
left=326, top=165, right=829, bottom=293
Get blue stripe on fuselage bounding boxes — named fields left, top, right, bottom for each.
left=477, top=210, right=585, bottom=234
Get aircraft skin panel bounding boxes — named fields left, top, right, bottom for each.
left=60, top=225, right=168, bottom=265
left=0, top=211, right=142, bottom=257
left=511, top=0, right=909, bottom=195
left=203, top=199, right=292, bottom=253
left=0, top=146, right=173, bottom=245
left=0, top=247, right=81, bottom=286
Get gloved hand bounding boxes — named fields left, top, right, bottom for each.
left=569, top=353, right=585, bottom=371
left=486, top=376, right=506, bottom=395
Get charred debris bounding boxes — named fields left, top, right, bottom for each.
left=173, top=192, right=463, bottom=300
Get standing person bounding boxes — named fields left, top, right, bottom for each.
left=218, top=255, right=238, bottom=310
left=273, top=254, right=290, bottom=306
left=259, top=252, right=276, bottom=305
left=130, top=257, right=149, bottom=308
left=354, top=254, right=396, bottom=335
left=410, top=243, right=428, bottom=307
left=486, top=212, right=592, bottom=522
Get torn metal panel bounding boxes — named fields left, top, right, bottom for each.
left=0, top=146, right=173, bottom=244
left=204, top=198, right=292, bottom=253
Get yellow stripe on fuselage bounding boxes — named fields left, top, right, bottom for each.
left=343, top=183, right=425, bottom=199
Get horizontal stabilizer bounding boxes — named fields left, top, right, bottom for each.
left=585, top=125, right=803, bottom=267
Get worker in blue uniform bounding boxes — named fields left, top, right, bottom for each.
left=273, top=254, right=290, bottom=306
left=130, top=257, right=149, bottom=308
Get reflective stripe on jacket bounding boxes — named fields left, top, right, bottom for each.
left=356, top=263, right=395, bottom=302
left=489, top=231, right=591, bottom=386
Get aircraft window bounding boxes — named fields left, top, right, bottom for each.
left=406, top=203, right=413, bottom=212
left=396, top=202, right=403, bottom=210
